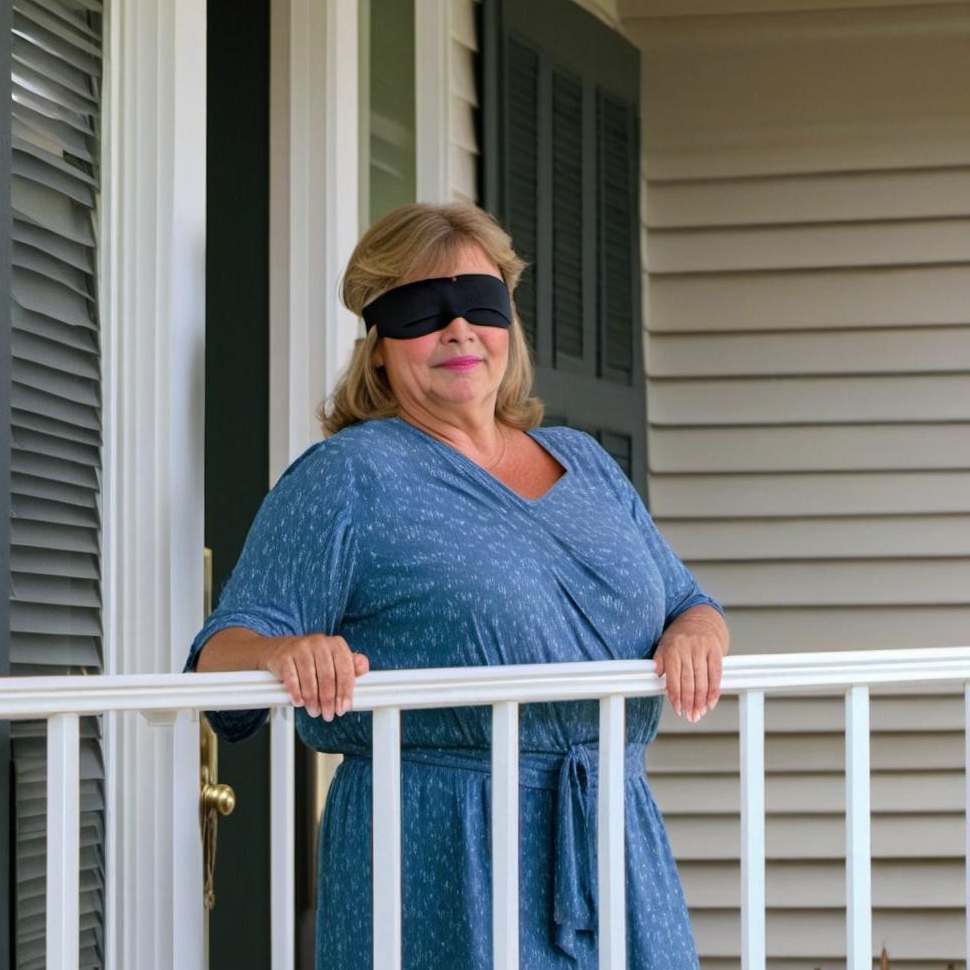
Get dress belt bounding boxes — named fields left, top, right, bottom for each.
left=343, top=741, right=648, bottom=962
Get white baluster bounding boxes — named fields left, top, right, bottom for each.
left=965, top=683, right=970, bottom=964
left=740, top=690, right=766, bottom=970
left=172, top=709, right=204, bottom=969
left=492, top=701, right=519, bottom=969
left=47, top=712, right=80, bottom=970
left=598, top=695, right=626, bottom=969
left=271, top=705, right=295, bottom=970
left=846, top=685, right=872, bottom=969
left=373, top=707, right=402, bottom=970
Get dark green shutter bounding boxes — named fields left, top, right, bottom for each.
left=478, top=0, right=646, bottom=494
left=8, top=1, right=105, bottom=966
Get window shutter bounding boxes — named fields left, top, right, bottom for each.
left=8, top=0, right=105, bottom=966
left=478, top=0, right=647, bottom=494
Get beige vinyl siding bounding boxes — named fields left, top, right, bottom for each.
left=622, top=1, right=970, bottom=966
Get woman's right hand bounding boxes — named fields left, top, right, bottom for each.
left=260, top=634, right=370, bottom=721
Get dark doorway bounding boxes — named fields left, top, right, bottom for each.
left=204, top=1, right=276, bottom=966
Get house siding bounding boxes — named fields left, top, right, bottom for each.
left=621, top=2, right=970, bottom=966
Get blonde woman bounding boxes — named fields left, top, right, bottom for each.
left=184, top=201, right=730, bottom=969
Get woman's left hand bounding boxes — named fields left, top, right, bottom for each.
left=652, top=605, right=729, bottom=723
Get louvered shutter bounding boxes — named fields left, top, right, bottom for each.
left=8, top=1, right=105, bottom=967
left=479, top=0, right=646, bottom=494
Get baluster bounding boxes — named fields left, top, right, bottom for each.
left=598, top=695, right=626, bottom=969
left=47, top=712, right=80, bottom=970
left=271, top=705, right=295, bottom=970
left=740, top=690, right=766, bottom=970
left=373, top=707, right=402, bottom=969
left=965, top=682, right=970, bottom=964
left=846, top=685, right=872, bottom=969
left=492, top=701, right=520, bottom=968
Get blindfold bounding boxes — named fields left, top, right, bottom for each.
left=361, top=273, right=513, bottom=339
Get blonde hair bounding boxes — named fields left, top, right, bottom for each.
left=317, top=201, right=545, bottom=437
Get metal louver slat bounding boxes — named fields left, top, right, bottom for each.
left=8, top=0, right=105, bottom=965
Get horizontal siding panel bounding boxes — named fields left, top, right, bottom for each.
left=692, top=908, right=962, bottom=961
left=648, top=374, right=970, bottom=424
left=644, top=166, right=970, bottom=228
left=662, top=515, right=970, bottom=559
left=628, top=5, right=970, bottom=179
left=652, top=731, right=968, bottom=773
left=648, top=265, right=970, bottom=331
left=693, top=558, right=970, bottom=606
left=668, top=812, right=965, bottom=860
left=711, top=605, right=970, bottom=652
left=652, top=770, right=964, bottom=814
left=676, top=858, right=963, bottom=907
left=648, top=425, right=970, bottom=472
left=646, top=218, right=970, bottom=274
left=644, top=327, right=970, bottom=377
left=648, top=471, right=970, bottom=517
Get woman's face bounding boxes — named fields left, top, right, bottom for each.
left=372, top=244, right=510, bottom=423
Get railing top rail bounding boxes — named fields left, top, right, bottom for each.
left=2, top=646, right=970, bottom=720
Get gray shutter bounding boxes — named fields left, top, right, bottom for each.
left=479, top=0, right=646, bottom=495
left=9, top=0, right=105, bottom=967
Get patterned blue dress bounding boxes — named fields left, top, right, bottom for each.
left=183, top=416, right=725, bottom=969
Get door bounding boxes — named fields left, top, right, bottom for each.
left=478, top=0, right=647, bottom=494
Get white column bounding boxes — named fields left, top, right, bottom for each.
left=100, top=0, right=208, bottom=967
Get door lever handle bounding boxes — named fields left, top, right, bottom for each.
left=199, top=546, right=237, bottom=910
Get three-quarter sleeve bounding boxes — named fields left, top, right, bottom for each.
left=629, top=496, right=725, bottom=630
left=588, top=434, right=726, bottom=631
left=182, top=441, right=360, bottom=743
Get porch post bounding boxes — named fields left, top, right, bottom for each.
left=100, top=0, right=208, bottom=967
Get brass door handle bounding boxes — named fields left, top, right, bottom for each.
left=199, top=546, right=236, bottom=910
left=200, top=722, right=236, bottom=911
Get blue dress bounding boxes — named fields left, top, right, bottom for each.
left=183, top=416, right=725, bottom=969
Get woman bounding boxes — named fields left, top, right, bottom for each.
left=184, top=201, right=730, bottom=969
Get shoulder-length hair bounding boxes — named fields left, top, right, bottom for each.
left=318, top=201, right=545, bottom=437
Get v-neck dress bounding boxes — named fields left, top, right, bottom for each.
left=183, top=416, right=725, bottom=970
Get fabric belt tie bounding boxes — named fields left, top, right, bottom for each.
left=344, top=740, right=647, bottom=963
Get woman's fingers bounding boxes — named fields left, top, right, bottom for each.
left=294, top=650, right=319, bottom=717
left=691, top=647, right=709, bottom=721
left=332, top=640, right=356, bottom=717
left=281, top=657, right=303, bottom=708
left=315, top=646, right=337, bottom=721
left=707, top=649, right=722, bottom=712
left=679, top=655, right=694, bottom=720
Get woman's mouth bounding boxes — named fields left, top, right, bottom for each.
left=438, top=357, right=482, bottom=371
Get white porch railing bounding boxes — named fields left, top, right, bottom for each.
left=3, top=646, right=970, bottom=970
